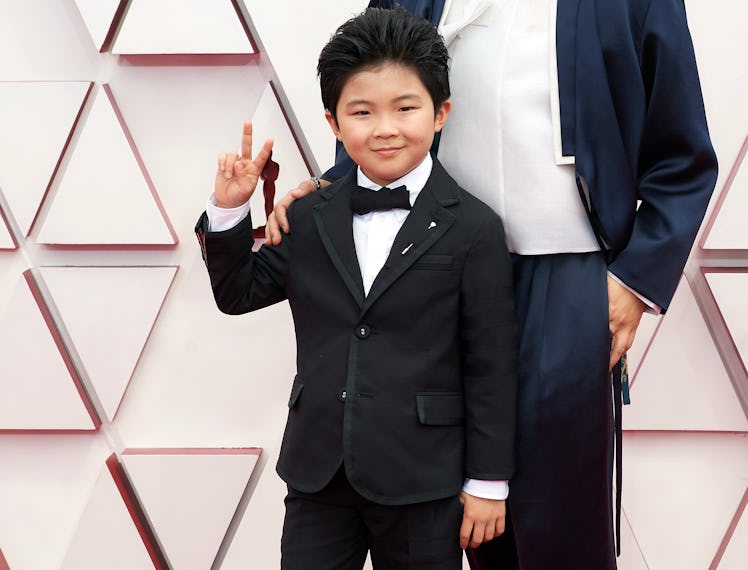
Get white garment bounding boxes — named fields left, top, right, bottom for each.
left=437, top=0, right=600, bottom=254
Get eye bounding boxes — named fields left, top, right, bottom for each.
left=399, top=106, right=416, bottom=112
left=352, top=109, right=370, bottom=116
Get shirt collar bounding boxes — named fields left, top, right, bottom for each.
left=356, top=153, right=433, bottom=207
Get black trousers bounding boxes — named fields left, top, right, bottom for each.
left=469, top=252, right=616, bottom=570
left=281, top=466, right=464, bottom=570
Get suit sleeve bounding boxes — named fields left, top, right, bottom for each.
left=195, top=206, right=294, bottom=315
left=607, top=0, right=718, bottom=310
left=459, top=211, right=518, bottom=480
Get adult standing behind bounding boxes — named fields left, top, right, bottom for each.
left=266, top=0, right=718, bottom=568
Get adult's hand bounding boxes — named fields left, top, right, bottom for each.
left=215, top=121, right=273, bottom=209
left=459, top=493, right=506, bottom=549
left=265, top=177, right=330, bottom=245
left=607, top=275, right=646, bottom=371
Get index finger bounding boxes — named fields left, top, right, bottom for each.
left=240, top=121, right=253, bottom=159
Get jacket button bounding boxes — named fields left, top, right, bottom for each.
left=339, top=389, right=347, bottom=402
left=356, top=325, right=371, bottom=339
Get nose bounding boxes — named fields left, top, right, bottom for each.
left=373, top=114, right=398, bottom=138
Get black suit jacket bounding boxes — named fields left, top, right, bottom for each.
left=196, top=160, right=518, bottom=505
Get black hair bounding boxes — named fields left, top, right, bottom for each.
left=318, top=6, right=450, bottom=119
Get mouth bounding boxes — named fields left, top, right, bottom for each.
left=373, top=147, right=402, bottom=157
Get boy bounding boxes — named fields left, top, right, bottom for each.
left=195, top=8, right=518, bottom=569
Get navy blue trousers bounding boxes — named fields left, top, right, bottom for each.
left=468, top=252, right=616, bottom=570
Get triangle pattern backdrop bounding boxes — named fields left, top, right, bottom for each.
left=72, top=0, right=122, bottom=51
left=0, top=82, right=90, bottom=237
left=39, top=266, right=178, bottom=422
left=0, top=213, right=14, bottom=249
left=623, top=278, right=748, bottom=431
left=705, top=271, right=748, bottom=378
left=622, top=433, right=748, bottom=569
left=703, top=136, right=748, bottom=250
left=112, top=0, right=254, bottom=54
left=0, top=276, right=94, bottom=430
left=36, top=86, right=176, bottom=245
left=717, top=492, right=748, bottom=569
left=60, top=464, right=154, bottom=570
left=121, top=449, right=261, bottom=570
left=249, top=83, right=312, bottom=228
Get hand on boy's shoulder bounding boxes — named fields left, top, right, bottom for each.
left=265, top=177, right=332, bottom=245
left=215, top=121, right=274, bottom=209
left=459, top=492, right=506, bottom=549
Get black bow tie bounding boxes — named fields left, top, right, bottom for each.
left=351, top=185, right=411, bottom=215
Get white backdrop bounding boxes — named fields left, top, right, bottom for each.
left=0, top=1, right=746, bottom=569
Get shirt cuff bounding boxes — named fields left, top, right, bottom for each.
left=462, top=478, right=509, bottom=500
left=206, top=193, right=251, bottom=232
left=608, top=271, right=662, bottom=315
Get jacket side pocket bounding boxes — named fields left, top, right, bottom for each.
left=416, top=392, right=465, bottom=426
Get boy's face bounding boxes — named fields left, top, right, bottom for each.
left=326, top=62, right=450, bottom=187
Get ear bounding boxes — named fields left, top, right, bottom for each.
left=433, top=99, right=451, bottom=133
left=325, top=111, right=343, bottom=141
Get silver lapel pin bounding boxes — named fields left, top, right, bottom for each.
left=401, top=243, right=414, bottom=255
left=428, top=221, right=437, bottom=229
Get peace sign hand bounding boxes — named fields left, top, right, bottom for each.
left=215, top=121, right=274, bottom=209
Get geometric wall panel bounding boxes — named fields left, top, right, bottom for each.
left=702, top=136, right=748, bottom=250
left=39, top=266, right=178, bottom=422
left=705, top=271, right=748, bottom=378
left=121, top=449, right=261, bottom=570
left=248, top=83, right=312, bottom=229
left=717, top=491, right=748, bottom=569
left=624, top=278, right=748, bottom=431
left=36, top=86, right=176, bottom=245
left=0, top=81, right=90, bottom=237
left=60, top=464, right=154, bottom=570
left=71, top=0, right=122, bottom=52
left=626, top=310, right=662, bottom=384
left=0, top=275, right=96, bottom=430
left=112, top=0, right=254, bottom=54
left=0, top=212, right=15, bottom=249
left=622, top=433, right=748, bottom=570
left=617, top=508, right=648, bottom=570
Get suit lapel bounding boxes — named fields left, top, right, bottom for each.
left=312, top=171, right=366, bottom=308
left=362, top=160, right=458, bottom=313
left=555, top=0, right=580, bottom=158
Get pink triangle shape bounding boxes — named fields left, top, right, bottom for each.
left=39, top=266, right=177, bottom=421
left=61, top=463, right=154, bottom=570
left=72, top=0, right=122, bottom=51
left=712, top=488, right=748, bottom=568
left=37, top=85, right=176, bottom=245
left=0, top=82, right=90, bottom=237
left=623, top=278, right=748, bottom=431
left=0, top=208, right=16, bottom=249
left=704, top=270, right=748, bottom=381
left=112, top=0, right=254, bottom=54
left=121, top=448, right=261, bottom=570
left=702, top=135, right=748, bottom=250
left=0, top=547, right=10, bottom=570
left=0, top=273, right=96, bottom=430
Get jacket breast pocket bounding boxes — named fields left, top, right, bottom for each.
left=416, top=392, right=465, bottom=426
left=288, top=376, right=303, bottom=409
left=412, top=254, right=454, bottom=271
